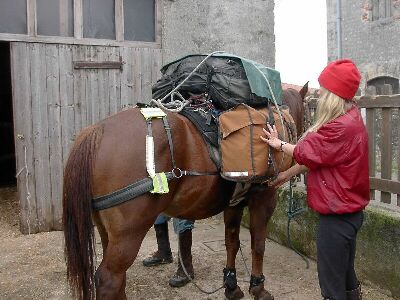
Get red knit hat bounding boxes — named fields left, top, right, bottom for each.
left=318, top=59, right=361, bottom=100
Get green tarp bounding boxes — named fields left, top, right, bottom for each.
left=161, top=52, right=282, bottom=105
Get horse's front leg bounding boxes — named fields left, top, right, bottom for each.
left=247, top=186, right=277, bottom=300
left=223, top=205, right=245, bottom=300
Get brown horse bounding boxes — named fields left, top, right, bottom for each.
left=63, top=84, right=308, bottom=300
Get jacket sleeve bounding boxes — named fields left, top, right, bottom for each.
left=293, top=124, right=350, bottom=170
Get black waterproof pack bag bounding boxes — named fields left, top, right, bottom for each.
left=151, top=55, right=269, bottom=110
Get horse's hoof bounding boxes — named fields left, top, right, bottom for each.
left=225, top=286, right=245, bottom=300
left=249, top=286, right=274, bottom=300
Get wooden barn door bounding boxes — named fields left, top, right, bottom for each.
left=11, top=42, right=162, bottom=233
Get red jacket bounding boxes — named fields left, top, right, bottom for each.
left=293, top=106, right=370, bottom=214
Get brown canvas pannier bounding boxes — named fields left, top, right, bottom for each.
left=219, top=103, right=296, bottom=182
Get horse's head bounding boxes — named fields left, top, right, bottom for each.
left=282, top=82, right=308, bottom=138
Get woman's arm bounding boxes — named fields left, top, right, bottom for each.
left=269, top=163, right=309, bottom=187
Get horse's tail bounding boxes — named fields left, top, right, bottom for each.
left=62, top=124, right=104, bottom=300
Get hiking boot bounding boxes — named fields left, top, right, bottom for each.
left=142, top=222, right=173, bottom=267
left=169, top=230, right=194, bottom=287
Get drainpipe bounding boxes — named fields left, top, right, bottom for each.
left=336, top=0, right=342, bottom=59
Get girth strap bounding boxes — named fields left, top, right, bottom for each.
left=92, top=172, right=175, bottom=211
left=92, top=168, right=219, bottom=211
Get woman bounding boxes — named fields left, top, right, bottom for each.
left=261, top=59, right=369, bottom=300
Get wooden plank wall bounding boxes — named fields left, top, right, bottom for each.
left=11, top=42, right=162, bottom=233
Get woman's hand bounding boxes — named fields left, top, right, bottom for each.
left=260, top=123, right=282, bottom=150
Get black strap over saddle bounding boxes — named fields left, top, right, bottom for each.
left=179, top=106, right=218, bottom=148
left=178, top=104, right=221, bottom=168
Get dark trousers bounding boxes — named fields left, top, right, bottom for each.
left=317, top=211, right=364, bottom=300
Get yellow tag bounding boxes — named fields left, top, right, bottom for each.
left=150, top=173, right=169, bottom=194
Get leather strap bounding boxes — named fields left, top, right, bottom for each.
left=162, top=116, right=177, bottom=169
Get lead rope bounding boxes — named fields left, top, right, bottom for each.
left=15, top=139, right=32, bottom=234
left=177, top=234, right=252, bottom=293
left=287, top=178, right=309, bottom=268
left=177, top=238, right=225, bottom=294
left=239, top=243, right=251, bottom=280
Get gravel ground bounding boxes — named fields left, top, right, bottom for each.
left=0, top=186, right=394, bottom=299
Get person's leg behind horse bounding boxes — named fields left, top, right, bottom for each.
left=317, top=212, right=363, bottom=300
left=142, top=214, right=173, bottom=266
left=247, top=185, right=277, bottom=300
left=169, top=218, right=195, bottom=287
left=223, top=203, right=245, bottom=300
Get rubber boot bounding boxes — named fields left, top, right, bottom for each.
left=169, top=230, right=194, bottom=287
left=142, top=222, right=173, bottom=267
left=346, top=283, right=362, bottom=300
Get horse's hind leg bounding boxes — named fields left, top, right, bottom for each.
left=95, top=227, right=149, bottom=300
left=223, top=205, right=245, bottom=300
left=247, top=187, right=277, bottom=300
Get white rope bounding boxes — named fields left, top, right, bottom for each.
left=15, top=140, right=32, bottom=234
left=253, top=66, right=288, bottom=171
left=254, top=66, right=286, bottom=141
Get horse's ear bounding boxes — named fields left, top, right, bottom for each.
left=299, top=81, right=309, bottom=100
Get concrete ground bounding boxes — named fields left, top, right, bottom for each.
left=0, top=186, right=395, bottom=299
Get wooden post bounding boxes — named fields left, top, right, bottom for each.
left=366, top=107, right=376, bottom=200
left=380, top=107, right=392, bottom=204
left=397, top=108, right=400, bottom=207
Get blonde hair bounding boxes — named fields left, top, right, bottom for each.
left=306, top=88, right=353, bottom=134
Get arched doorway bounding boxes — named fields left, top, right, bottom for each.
left=367, top=76, right=399, bottom=95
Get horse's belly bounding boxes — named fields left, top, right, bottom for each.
left=163, top=176, right=235, bottom=220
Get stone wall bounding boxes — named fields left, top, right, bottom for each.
left=161, top=0, right=275, bottom=68
left=326, top=0, right=400, bottom=93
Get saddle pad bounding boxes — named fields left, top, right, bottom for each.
left=179, top=107, right=218, bottom=148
